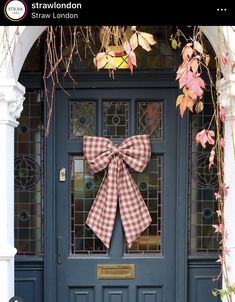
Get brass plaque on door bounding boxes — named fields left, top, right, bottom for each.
left=97, top=264, right=135, bottom=279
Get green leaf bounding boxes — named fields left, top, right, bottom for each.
left=220, top=290, right=226, bottom=298
left=171, top=39, right=178, bottom=49
left=212, top=289, right=218, bottom=297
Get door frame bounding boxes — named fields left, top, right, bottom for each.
left=44, top=72, right=188, bottom=302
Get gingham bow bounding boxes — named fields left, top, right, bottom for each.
left=83, top=135, right=152, bottom=248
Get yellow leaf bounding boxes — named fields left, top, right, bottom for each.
left=176, top=94, right=184, bottom=107
left=138, top=34, right=152, bottom=51
left=205, top=54, right=210, bottom=66
left=139, top=32, right=156, bottom=46
left=182, top=45, right=193, bottom=61
left=94, top=52, right=107, bottom=70
left=130, top=33, right=138, bottom=50
left=193, top=41, right=203, bottom=54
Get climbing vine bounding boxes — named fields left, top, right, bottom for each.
left=174, top=26, right=235, bottom=301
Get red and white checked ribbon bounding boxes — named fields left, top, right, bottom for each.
left=83, top=135, right=152, bottom=248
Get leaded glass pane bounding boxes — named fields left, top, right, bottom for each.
left=14, top=91, right=43, bottom=255
left=137, top=101, right=163, bottom=139
left=189, top=92, right=220, bottom=254
left=127, top=155, right=163, bottom=254
left=70, top=101, right=96, bottom=138
left=70, top=156, right=106, bottom=254
left=103, top=101, right=129, bottom=138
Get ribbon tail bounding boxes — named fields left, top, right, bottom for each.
left=86, top=161, right=119, bottom=248
left=119, top=164, right=152, bottom=248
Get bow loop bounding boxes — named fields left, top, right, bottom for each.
left=118, top=135, right=151, bottom=172
left=83, top=136, right=113, bottom=174
left=83, top=135, right=152, bottom=248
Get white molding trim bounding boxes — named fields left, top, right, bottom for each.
left=220, top=75, right=235, bottom=119
left=0, top=80, right=25, bottom=126
left=0, top=245, right=17, bottom=261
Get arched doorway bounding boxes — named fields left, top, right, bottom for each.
left=12, top=26, right=222, bottom=302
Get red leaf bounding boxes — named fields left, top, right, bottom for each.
left=214, top=192, right=221, bottom=200
left=123, top=41, right=131, bottom=54
left=128, top=56, right=133, bottom=74
left=212, top=224, right=224, bottom=233
left=190, top=58, right=199, bottom=73
left=182, top=44, right=193, bottom=61
left=186, top=73, right=205, bottom=97
left=129, top=51, right=136, bottom=66
left=208, top=147, right=215, bottom=170
left=220, top=106, right=226, bottom=123
left=221, top=52, right=229, bottom=66
left=195, top=129, right=215, bottom=148
left=220, top=137, right=225, bottom=148
left=176, top=62, right=188, bottom=80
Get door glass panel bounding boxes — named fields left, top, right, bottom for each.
left=70, top=101, right=96, bottom=138
left=127, top=155, right=163, bottom=254
left=103, top=101, right=129, bottom=138
left=70, top=156, right=106, bottom=254
left=70, top=154, right=162, bottom=254
left=189, top=92, right=219, bottom=253
left=137, top=101, right=163, bottom=139
left=14, top=91, right=43, bottom=255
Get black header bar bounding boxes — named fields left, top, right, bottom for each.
left=0, top=0, right=233, bottom=25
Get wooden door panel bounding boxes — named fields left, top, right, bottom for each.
left=55, top=88, right=177, bottom=302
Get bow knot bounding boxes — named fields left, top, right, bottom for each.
left=110, top=145, right=119, bottom=157
left=84, top=135, right=152, bottom=248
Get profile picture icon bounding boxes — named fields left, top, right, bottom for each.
left=4, top=0, right=28, bottom=21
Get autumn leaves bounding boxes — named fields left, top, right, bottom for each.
left=176, top=41, right=208, bottom=117
left=93, top=26, right=156, bottom=74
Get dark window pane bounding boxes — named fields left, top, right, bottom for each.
left=14, top=91, right=43, bottom=256
left=103, top=101, right=129, bottom=138
left=70, top=101, right=96, bottom=138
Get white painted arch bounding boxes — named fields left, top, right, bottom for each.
left=1, top=26, right=235, bottom=81
left=0, top=25, right=235, bottom=302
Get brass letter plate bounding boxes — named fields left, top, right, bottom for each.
left=97, top=264, right=135, bottom=280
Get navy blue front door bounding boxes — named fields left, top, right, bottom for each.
left=55, top=87, right=178, bottom=302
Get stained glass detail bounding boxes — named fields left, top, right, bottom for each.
left=192, top=153, right=218, bottom=187
left=137, top=102, right=163, bottom=139
left=189, top=92, right=219, bottom=254
left=15, top=156, right=41, bottom=190
left=103, top=101, right=129, bottom=138
left=70, top=156, right=106, bottom=254
left=127, top=155, right=163, bottom=254
left=70, top=102, right=96, bottom=138
left=14, top=91, right=43, bottom=255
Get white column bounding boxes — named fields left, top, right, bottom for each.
left=0, top=80, right=25, bottom=302
left=221, top=75, right=235, bottom=301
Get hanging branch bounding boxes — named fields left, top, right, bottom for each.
left=43, top=26, right=157, bottom=135
left=174, top=26, right=235, bottom=301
